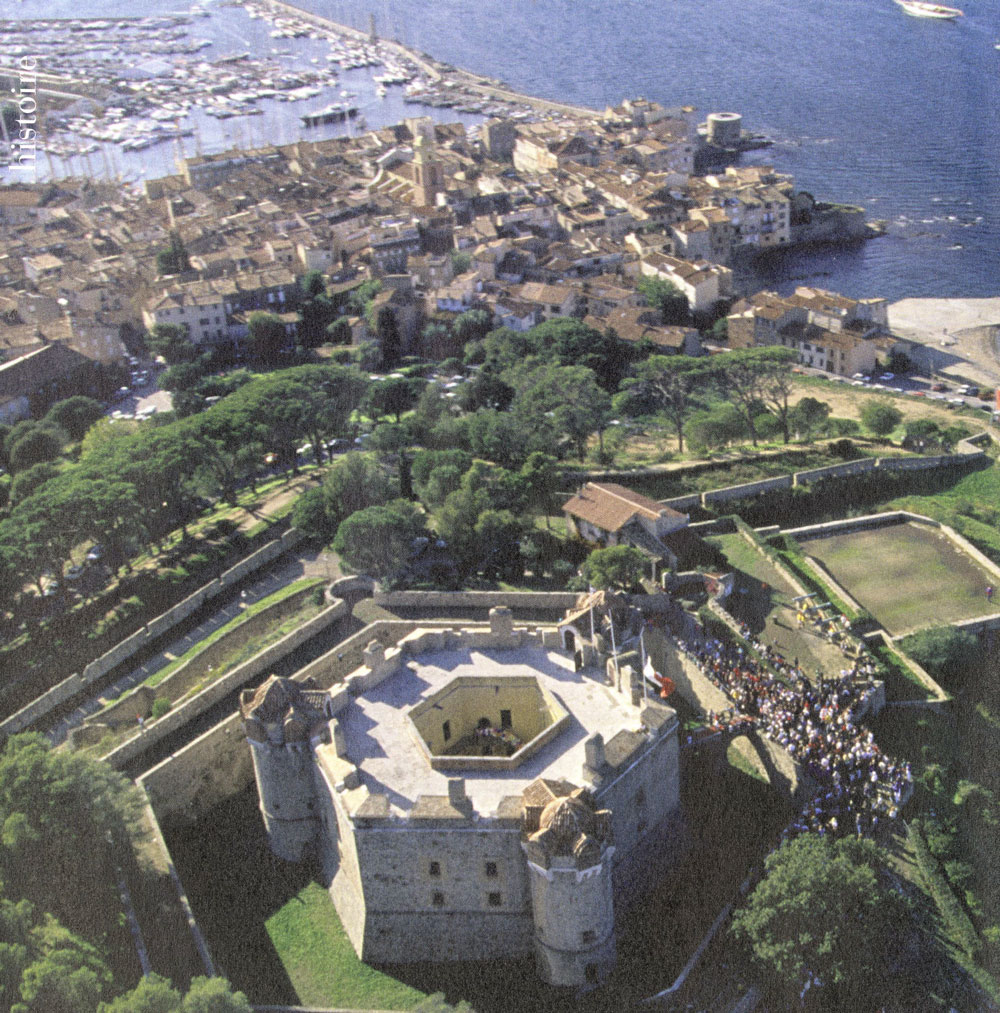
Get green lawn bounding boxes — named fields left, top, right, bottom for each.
left=265, top=881, right=426, bottom=1010
left=804, top=522, right=997, bottom=635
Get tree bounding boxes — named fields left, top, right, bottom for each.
left=637, top=275, right=689, bottom=325
left=859, top=399, right=902, bottom=438
left=461, top=410, right=528, bottom=469
left=159, top=360, right=208, bottom=393
left=146, top=324, right=197, bottom=366
left=520, top=452, right=559, bottom=526
left=452, top=308, right=492, bottom=345
left=332, top=499, right=425, bottom=581
left=450, top=251, right=472, bottom=275
left=97, top=974, right=250, bottom=1013
left=13, top=912, right=112, bottom=1013
left=713, top=348, right=796, bottom=447
left=631, top=355, right=708, bottom=453
left=362, top=376, right=426, bottom=424
left=512, top=364, right=611, bottom=461
left=42, top=397, right=105, bottom=443
left=754, top=347, right=801, bottom=443
left=9, top=462, right=59, bottom=505
left=245, top=312, right=288, bottom=366
left=98, top=974, right=181, bottom=1013
left=730, top=835, right=904, bottom=1008
left=5, top=423, right=66, bottom=475
left=474, top=509, right=524, bottom=581
left=790, top=396, right=831, bottom=439
left=326, top=317, right=352, bottom=345
left=374, top=305, right=401, bottom=369
left=320, top=451, right=395, bottom=526
left=581, top=545, right=646, bottom=590
left=155, top=231, right=190, bottom=277
left=179, top=976, right=251, bottom=1013
left=684, top=403, right=746, bottom=453
left=0, top=735, right=143, bottom=939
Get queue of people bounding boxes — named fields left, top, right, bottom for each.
left=675, top=633, right=912, bottom=840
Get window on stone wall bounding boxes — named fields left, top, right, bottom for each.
left=585, top=963, right=599, bottom=984
left=488, top=892, right=502, bottom=907
left=485, top=861, right=498, bottom=878
left=432, top=891, right=445, bottom=907
left=582, top=930, right=596, bottom=945
left=442, top=720, right=451, bottom=742
left=429, top=861, right=441, bottom=877
left=635, top=787, right=646, bottom=808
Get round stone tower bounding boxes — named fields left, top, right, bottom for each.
left=241, top=676, right=329, bottom=862
left=521, top=785, right=616, bottom=987
left=706, top=111, right=742, bottom=148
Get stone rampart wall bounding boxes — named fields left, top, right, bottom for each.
left=701, top=475, right=792, bottom=506
left=93, top=582, right=322, bottom=728
left=792, top=458, right=876, bottom=485
left=938, top=524, right=1000, bottom=582
left=659, top=493, right=701, bottom=511
left=372, top=590, right=579, bottom=612
left=101, top=599, right=346, bottom=770
left=0, top=529, right=303, bottom=737
left=871, top=631, right=950, bottom=708
left=783, top=509, right=934, bottom=542
left=139, top=713, right=252, bottom=822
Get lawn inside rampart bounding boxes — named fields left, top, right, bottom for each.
left=802, top=523, right=997, bottom=636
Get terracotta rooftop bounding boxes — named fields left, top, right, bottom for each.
left=562, top=482, right=683, bottom=534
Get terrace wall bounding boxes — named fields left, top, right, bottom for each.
left=0, top=529, right=304, bottom=737
left=100, top=599, right=346, bottom=770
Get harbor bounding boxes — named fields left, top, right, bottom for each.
left=0, top=0, right=565, bottom=184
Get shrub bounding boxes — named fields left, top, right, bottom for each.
left=150, top=697, right=172, bottom=720
left=311, top=585, right=327, bottom=607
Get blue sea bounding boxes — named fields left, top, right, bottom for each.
left=14, top=0, right=1000, bottom=299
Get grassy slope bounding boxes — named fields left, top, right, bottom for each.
left=265, top=881, right=426, bottom=1010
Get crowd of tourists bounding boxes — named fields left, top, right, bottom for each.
left=675, top=633, right=912, bottom=840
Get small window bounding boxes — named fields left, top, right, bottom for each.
left=432, top=891, right=445, bottom=907
left=582, top=930, right=596, bottom=945
left=429, top=861, right=441, bottom=878
left=585, top=963, right=599, bottom=984
left=500, top=709, right=512, bottom=730
left=485, top=861, right=498, bottom=878
left=635, top=788, right=646, bottom=808
left=488, top=892, right=502, bottom=907
left=442, top=720, right=451, bottom=742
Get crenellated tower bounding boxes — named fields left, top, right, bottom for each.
left=241, top=676, right=331, bottom=862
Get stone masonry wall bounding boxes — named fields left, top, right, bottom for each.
left=102, top=600, right=346, bottom=770
left=0, top=529, right=303, bottom=737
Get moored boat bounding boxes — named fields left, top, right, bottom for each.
left=893, top=0, right=963, bottom=19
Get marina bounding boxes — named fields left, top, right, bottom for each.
left=0, top=0, right=544, bottom=184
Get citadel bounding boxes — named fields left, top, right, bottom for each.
left=241, top=601, right=681, bottom=987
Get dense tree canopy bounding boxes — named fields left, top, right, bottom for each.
left=97, top=974, right=250, bottom=1013
left=580, top=545, right=646, bottom=590
left=332, top=499, right=425, bottom=581
left=730, top=835, right=905, bottom=1007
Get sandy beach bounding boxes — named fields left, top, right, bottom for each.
left=888, top=298, right=1000, bottom=389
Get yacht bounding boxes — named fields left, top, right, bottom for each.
left=894, top=0, right=963, bottom=18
